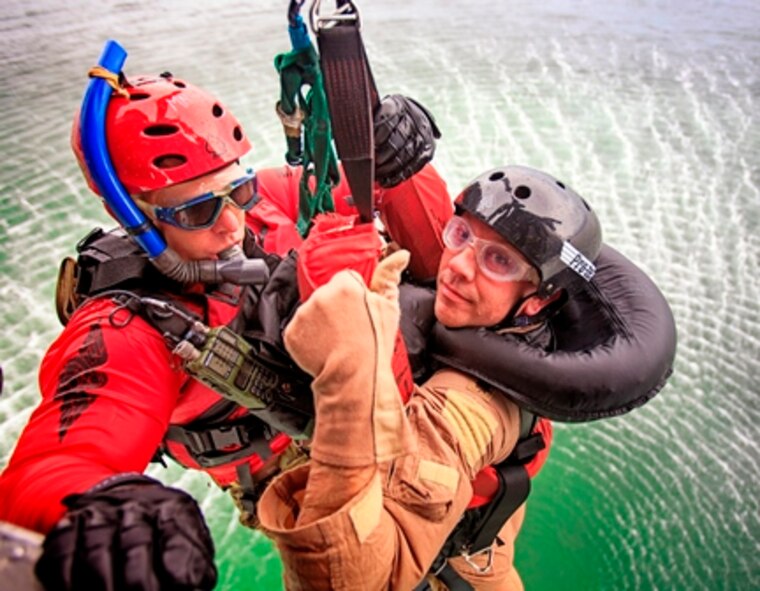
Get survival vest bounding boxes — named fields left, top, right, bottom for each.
left=56, top=226, right=310, bottom=511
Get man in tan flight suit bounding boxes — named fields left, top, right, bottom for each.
left=258, top=164, right=604, bottom=590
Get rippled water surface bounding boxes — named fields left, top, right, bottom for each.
left=1, top=1, right=758, bottom=589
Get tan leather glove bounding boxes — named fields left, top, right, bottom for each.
left=283, top=250, right=415, bottom=468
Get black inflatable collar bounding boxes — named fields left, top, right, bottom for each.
left=429, top=244, right=677, bottom=422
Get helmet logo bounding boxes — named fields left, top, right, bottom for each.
left=560, top=242, right=596, bottom=281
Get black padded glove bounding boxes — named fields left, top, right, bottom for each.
left=374, top=94, right=442, bottom=188
left=35, top=474, right=217, bottom=591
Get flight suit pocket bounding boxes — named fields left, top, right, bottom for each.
left=386, top=454, right=460, bottom=522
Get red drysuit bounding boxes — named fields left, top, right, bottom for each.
left=0, top=164, right=449, bottom=533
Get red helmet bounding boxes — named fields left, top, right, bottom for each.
left=72, top=72, right=251, bottom=195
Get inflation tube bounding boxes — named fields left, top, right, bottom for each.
left=79, top=40, right=269, bottom=285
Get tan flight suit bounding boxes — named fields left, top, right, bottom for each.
left=257, top=255, right=525, bottom=590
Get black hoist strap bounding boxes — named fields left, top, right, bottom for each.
left=414, top=468, right=531, bottom=591
left=431, top=562, right=475, bottom=591
left=316, top=7, right=379, bottom=223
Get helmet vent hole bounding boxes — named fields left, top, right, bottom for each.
left=489, top=171, right=504, bottom=181
left=581, top=198, right=591, bottom=211
left=233, top=126, right=244, bottom=141
left=144, top=124, right=179, bottom=137
left=514, top=185, right=531, bottom=199
left=556, top=180, right=566, bottom=189
left=153, top=154, right=187, bottom=169
left=173, top=81, right=186, bottom=88
left=129, top=92, right=150, bottom=101
left=212, top=104, right=224, bottom=118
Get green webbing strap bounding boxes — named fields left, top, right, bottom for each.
left=274, top=27, right=339, bottom=237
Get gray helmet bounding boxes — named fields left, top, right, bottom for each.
left=455, top=165, right=602, bottom=297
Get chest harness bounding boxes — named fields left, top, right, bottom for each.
left=56, top=227, right=314, bottom=509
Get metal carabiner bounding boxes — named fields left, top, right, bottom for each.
left=461, top=545, right=495, bottom=575
left=309, top=0, right=360, bottom=34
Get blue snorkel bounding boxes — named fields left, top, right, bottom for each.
left=79, top=40, right=268, bottom=285
left=80, top=41, right=165, bottom=258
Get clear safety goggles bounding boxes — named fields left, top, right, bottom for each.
left=442, top=216, right=537, bottom=283
left=146, top=168, right=258, bottom=230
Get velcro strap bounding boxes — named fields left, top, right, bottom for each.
left=78, top=256, right=151, bottom=294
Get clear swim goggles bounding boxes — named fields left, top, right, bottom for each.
left=140, top=168, right=258, bottom=230
left=442, top=216, right=537, bottom=283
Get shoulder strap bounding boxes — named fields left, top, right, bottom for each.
left=465, top=411, right=542, bottom=555
left=74, top=227, right=179, bottom=296
left=56, top=227, right=180, bottom=325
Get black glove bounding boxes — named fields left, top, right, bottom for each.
left=35, top=474, right=217, bottom=591
left=374, top=94, right=442, bottom=188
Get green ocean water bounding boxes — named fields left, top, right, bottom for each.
left=1, top=1, right=758, bottom=589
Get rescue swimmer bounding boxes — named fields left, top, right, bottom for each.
left=0, top=41, right=447, bottom=590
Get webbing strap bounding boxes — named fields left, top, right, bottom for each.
left=235, top=463, right=258, bottom=513
left=437, top=564, right=475, bottom=591
left=274, top=37, right=339, bottom=236
left=419, top=411, right=543, bottom=587
left=468, top=464, right=530, bottom=554
left=317, top=19, right=379, bottom=222
left=413, top=464, right=530, bottom=590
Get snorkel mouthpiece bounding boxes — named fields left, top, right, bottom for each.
left=217, top=245, right=270, bottom=284
left=151, top=245, right=269, bottom=285
left=79, top=40, right=269, bottom=286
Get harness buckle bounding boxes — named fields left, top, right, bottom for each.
left=209, top=424, right=247, bottom=449
left=309, top=0, right=360, bottom=33
left=461, top=545, right=494, bottom=575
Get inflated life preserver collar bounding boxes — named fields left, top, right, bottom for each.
left=429, top=244, right=676, bottom=422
